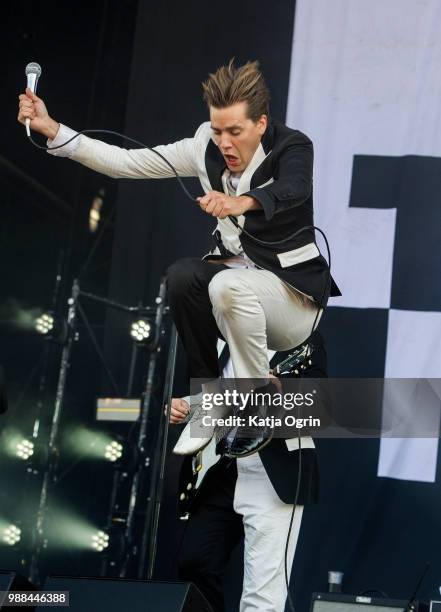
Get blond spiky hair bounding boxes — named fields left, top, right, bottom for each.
left=202, top=59, right=270, bottom=121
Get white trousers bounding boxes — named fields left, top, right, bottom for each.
left=208, top=268, right=321, bottom=379
left=208, top=267, right=314, bottom=609
left=234, top=453, right=304, bottom=612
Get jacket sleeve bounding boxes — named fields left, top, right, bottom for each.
left=244, top=132, right=313, bottom=221
left=47, top=124, right=202, bottom=179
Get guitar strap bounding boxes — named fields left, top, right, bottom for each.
left=218, top=342, right=231, bottom=373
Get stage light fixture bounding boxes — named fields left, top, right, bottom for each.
left=2, top=430, right=42, bottom=464
left=34, top=312, right=67, bottom=343
left=130, top=319, right=151, bottom=343
left=89, top=189, right=104, bottom=233
left=42, top=512, right=113, bottom=552
left=15, top=438, right=34, bottom=461
left=104, top=440, right=123, bottom=463
left=2, top=524, right=21, bottom=546
left=64, top=427, right=130, bottom=468
left=35, top=313, right=54, bottom=335
left=90, top=530, right=109, bottom=552
left=89, top=208, right=100, bottom=232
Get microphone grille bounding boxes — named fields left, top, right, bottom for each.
left=25, top=62, right=42, bottom=77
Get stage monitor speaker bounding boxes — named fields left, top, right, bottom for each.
left=0, top=571, right=36, bottom=610
left=430, top=602, right=441, bottom=612
left=38, top=576, right=213, bottom=612
left=311, top=593, right=417, bottom=611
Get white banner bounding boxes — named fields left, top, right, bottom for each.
left=286, top=0, right=441, bottom=481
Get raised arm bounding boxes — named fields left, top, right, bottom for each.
left=18, top=88, right=199, bottom=179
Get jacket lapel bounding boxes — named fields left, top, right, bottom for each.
left=236, top=121, right=274, bottom=196
left=205, top=139, right=225, bottom=192
left=235, top=143, right=270, bottom=196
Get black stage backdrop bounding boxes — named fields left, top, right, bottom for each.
left=1, top=0, right=138, bottom=584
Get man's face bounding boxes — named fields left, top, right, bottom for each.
left=210, top=101, right=267, bottom=173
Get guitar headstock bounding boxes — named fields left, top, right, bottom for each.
left=273, top=342, right=315, bottom=377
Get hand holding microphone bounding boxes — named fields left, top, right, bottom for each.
left=18, top=62, right=59, bottom=140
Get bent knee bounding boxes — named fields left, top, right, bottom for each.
left=208, top=271, right=246, bottom=313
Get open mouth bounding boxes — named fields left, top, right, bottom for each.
left=224, top=154, right=240, bottom=166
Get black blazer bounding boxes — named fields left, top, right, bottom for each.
left=256, top=331, right=326, bottom=505
left=204, top=120, right=341, bottom=303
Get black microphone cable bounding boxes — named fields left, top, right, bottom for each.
left=26, top=128, right=331, bottom=250
left=282, top=245, right=331, bottom=612
left=27, top=127, right=333, bottom=612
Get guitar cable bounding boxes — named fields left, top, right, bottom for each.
left=281, top=242, right=330, bottom=612
left=27, top=127, right=332, bottom=612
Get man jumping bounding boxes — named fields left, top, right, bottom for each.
left=18, top=59, right=339, bottom=611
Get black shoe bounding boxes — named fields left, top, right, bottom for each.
left=221, top=430, right=274, bottom=458
left=215, top=418, right=275, bottom=457
left=215, top=380, right=277, bottom=458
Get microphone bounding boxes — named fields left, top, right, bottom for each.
left=24, top=62, right=42, bottom=137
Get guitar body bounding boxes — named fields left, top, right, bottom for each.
left=177, top=438, right=219, bottom=520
